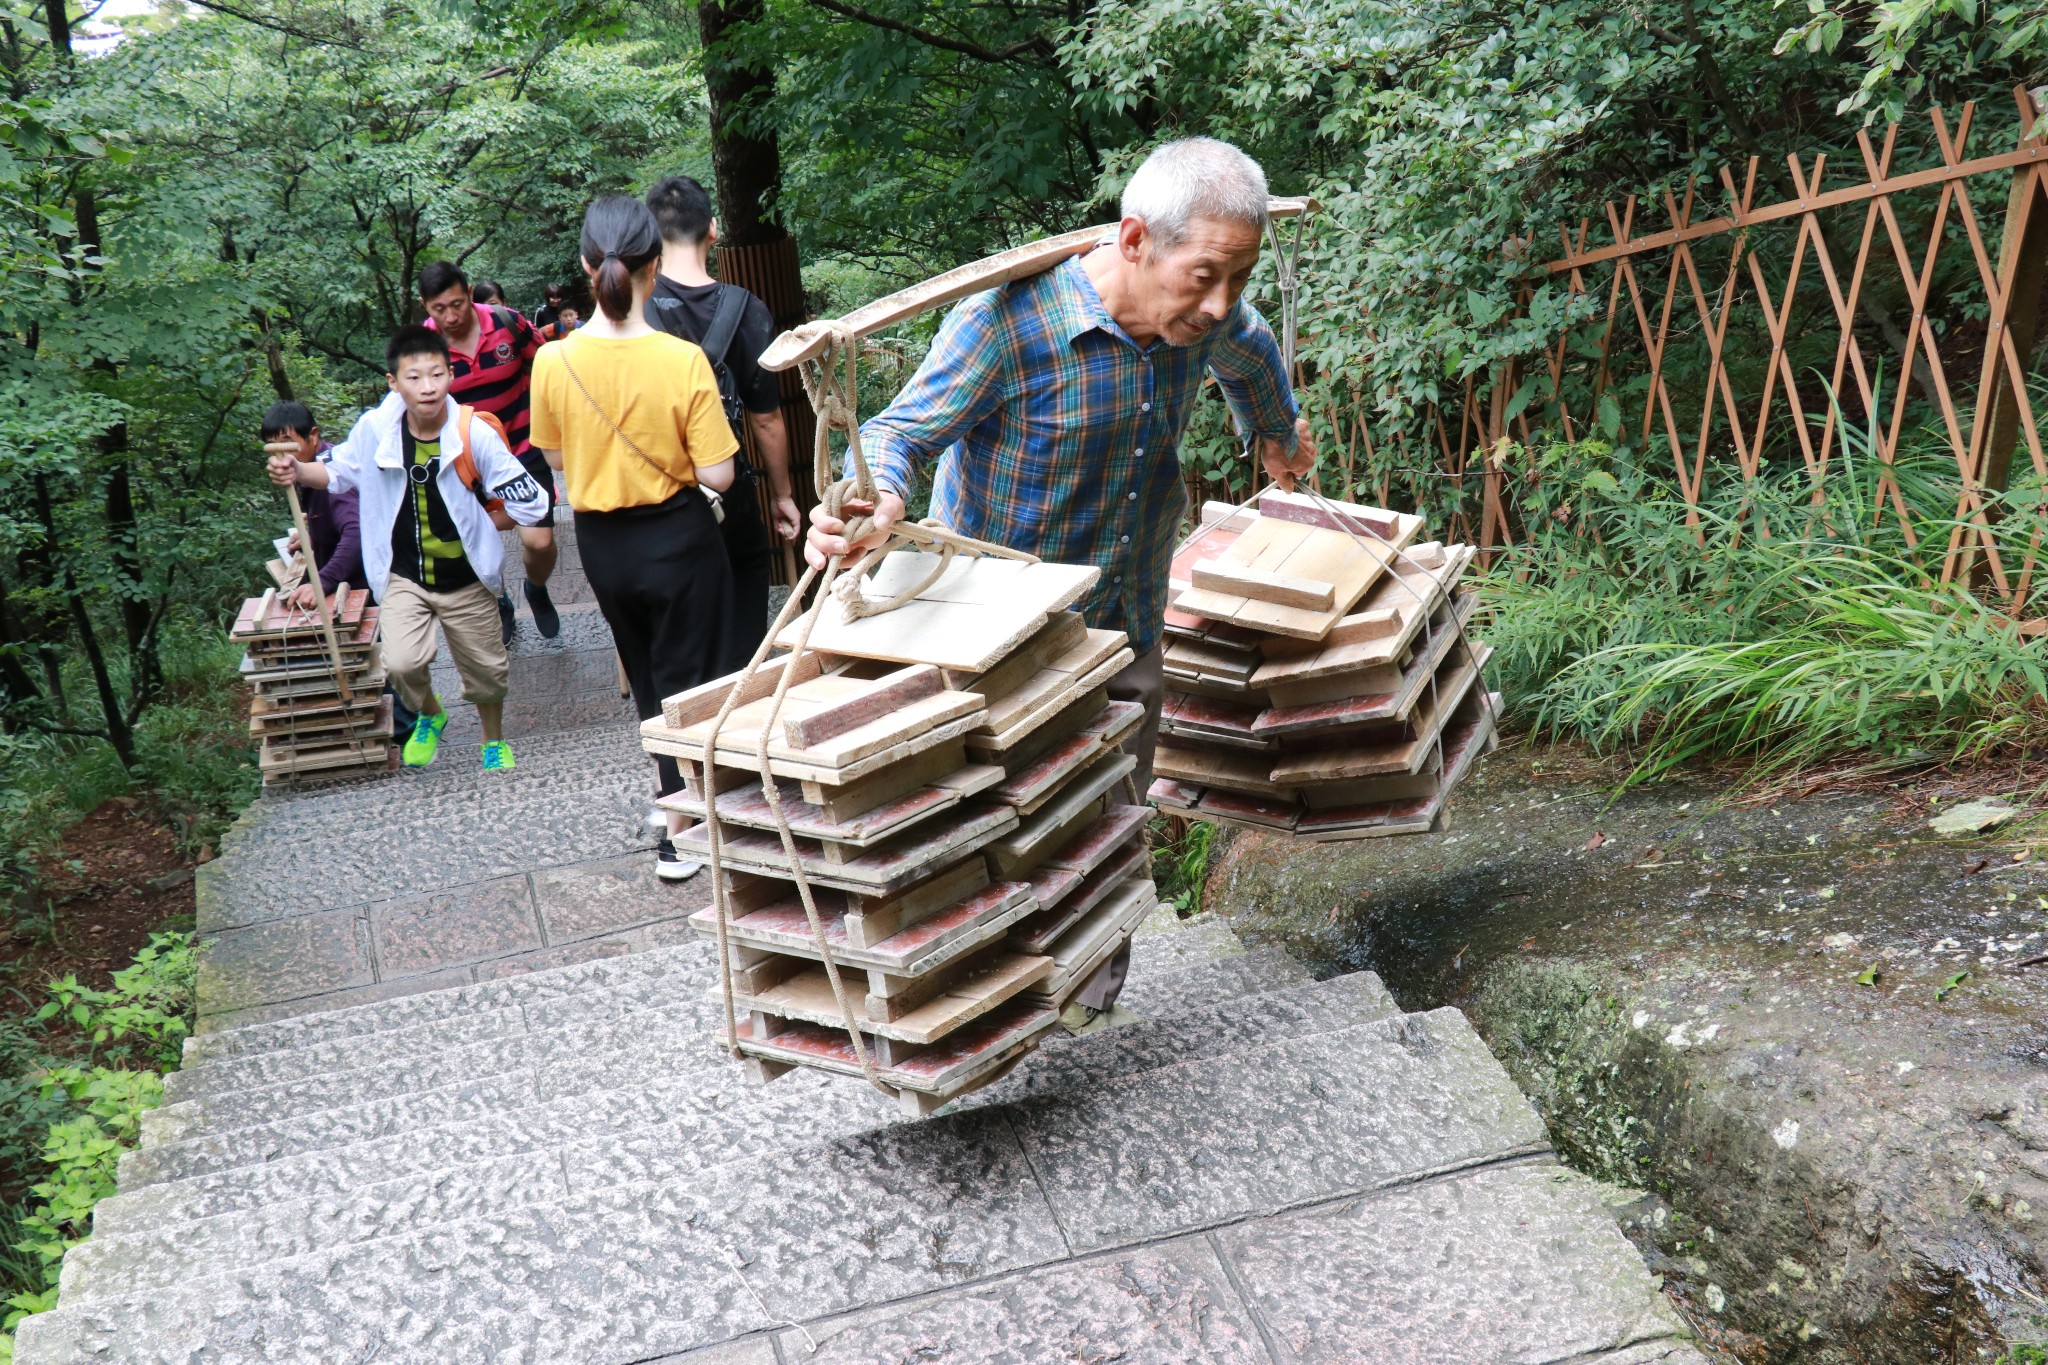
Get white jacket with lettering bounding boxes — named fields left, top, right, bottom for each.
left=324, top=392, right=549, bottom=599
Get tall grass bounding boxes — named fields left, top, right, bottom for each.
left=1482, top=407, right=2048, bottom=782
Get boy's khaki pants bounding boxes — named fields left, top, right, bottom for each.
left=381, top=578, right=510, bottom=715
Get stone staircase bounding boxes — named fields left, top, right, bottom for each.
left=17, top=908, right=1708, bottom=1363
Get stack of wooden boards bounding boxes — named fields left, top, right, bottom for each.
left=231, top=587, right=393, bottom=785
left=1149, top=488, right=1499, bottom=841
left=642, top=552, right=1159, bottom=1117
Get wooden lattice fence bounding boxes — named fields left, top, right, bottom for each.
left=1332, top=85, right=2048, bottom=610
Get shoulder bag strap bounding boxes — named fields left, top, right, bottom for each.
left=700, top=284, right=748, bottom=369
left=556, top=347, right=723, bottom=522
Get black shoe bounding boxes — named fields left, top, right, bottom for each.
left=524, top=579, right=560, bottom=639
left=497, top=591, right=516, bottom=647
left=656, top=836, right=702, bottom=882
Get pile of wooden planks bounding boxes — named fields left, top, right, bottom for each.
left=641, top=550, right=1159, bottom=1116
left=231, top=587, right=393, bottom=785
left=1149, top=488, right=1499, bottom=841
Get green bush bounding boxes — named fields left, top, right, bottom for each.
left=1480, top=413, right=2048, bottom=782
left=0, top=932, right=194, bottom=1353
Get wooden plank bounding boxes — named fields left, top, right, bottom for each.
left=672, top=801, right=1018, bottom=894
left=974, top=629, right=1127, bottom=735
left=1295, top=694, right=1495, bottom=841
left=984, top=752, right=1134, bottom=866
left=659, top=762, right=1002, bottom=849
left=757, top=196, right=1312, bottom=372
left=779, top=554, right=1098, bottom=673
left=661, top=652, right=826, bottom=729
left=1257, top=595, right=1479, bottom=724
left=1145, top=777, right=1206, bottom=813
left=844, top=857, right=991, bottom=949
left=728, top=998, right=1059, bottom=1096
left=1253, top=545, right=1474, bottom=674
left=641, top=704, right=987, bottom=785
left=800, top=739, right=966, bottom=820
left=1173, top=513, right=1413, bottom=640
left=944, top=611, right=1086, bottom=696
left=1189, top=561, right=1335, bottom=610
left=1153, top=742, right=1294, bottom=798
left=1266, top=646, right=1489, bottom=784
left=1194, top=788, right=1302, bottom=833
left=675, top=678, right=984, bottom=770
left=1011, top=838, right=1150, bottom=954
left=967, top=646, right=1131, bottom=757
left=1023, top=876, right=1155, bottom=1006
left=729, top=951, right=1052, bottom=1045
left=1041, top=802, right=1149, bottom=874
left=988, top=730, right=1102, bottom=809
left=231, top=587, right=370, bottom=639
left=782, top=665, right=941, bottom=749
left=689, top=878, right=1034, bottom=975
left=1258, top=633, right=1489, bottom=747
left=251, top=666, right=389, bottom=702
left=1254, top=487, right=1419, bottom=542
left=1159, top=692, right=1275, bottom=753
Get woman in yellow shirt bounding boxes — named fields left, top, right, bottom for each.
left=530, top=196, right=739, bottom=880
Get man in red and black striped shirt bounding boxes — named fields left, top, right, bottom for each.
left=420, top=261, right=561, bottom=641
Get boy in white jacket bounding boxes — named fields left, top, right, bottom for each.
left=266, top=325, right=550, bottom=771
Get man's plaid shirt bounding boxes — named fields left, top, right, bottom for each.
left=859, top=256, right=1298, bottom=656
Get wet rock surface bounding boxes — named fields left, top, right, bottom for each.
left=1210, top=746, right=2048, bottom=1363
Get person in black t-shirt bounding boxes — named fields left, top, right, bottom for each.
left=644, top=175, right=802, bottom=667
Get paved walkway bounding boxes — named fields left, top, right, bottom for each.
left=196, top=514, right=737, bottom=1030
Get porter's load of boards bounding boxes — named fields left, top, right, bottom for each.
left=1151, top=487, right=1498, bottom=840
left=230, top=585, right=393, bottom=785
left=640, top=552, right=1158, bottom=1117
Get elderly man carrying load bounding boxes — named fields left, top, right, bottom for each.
left=807, top=136, right=1315, bottom=1022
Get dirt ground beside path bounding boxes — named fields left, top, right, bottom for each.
left=1209, top=741, right=2048, bottom=1364
left=11, top=801, right=197, bottom=993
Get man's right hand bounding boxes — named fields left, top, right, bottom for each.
left=265, top=444, right=301, bottom=487
left=806, top=489, right=905, bottom=571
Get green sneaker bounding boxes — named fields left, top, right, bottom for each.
left=480, top=739, right=516, bottom=772
left=401, top=707, right=448, bottom=767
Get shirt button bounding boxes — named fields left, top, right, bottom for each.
left=1141, top=402, right=1152, bottom=412
left=1127, top=491, right=1137, bottom=501
left=1120, top=534, right=1131, bottom=544
left=1135, top=447, right=1145, bottom=457
left=1113, top=575, right=1123, bottom=584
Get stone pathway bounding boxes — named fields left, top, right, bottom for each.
left=196, top=515, right=714, bottom=1029
left=36, top=522, right=1713, bottom=1362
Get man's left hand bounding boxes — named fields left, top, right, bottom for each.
left=770, top=494, right=802, bottom=544
left=1259, top=418, right=1316, bottom=492
left=287, top=583, right=323, bottom=611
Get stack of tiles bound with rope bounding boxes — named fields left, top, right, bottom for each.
left=1149, top=488, right=1499, bottom=841
left=231, top=587, right=393, bottom=785
left=640, top=551, right=1159, bottom=1117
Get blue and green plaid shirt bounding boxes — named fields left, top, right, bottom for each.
left=859, top=256, right=1298, bottom=656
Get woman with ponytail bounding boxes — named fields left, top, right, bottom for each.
left=530, top=196, right=739, bottom=880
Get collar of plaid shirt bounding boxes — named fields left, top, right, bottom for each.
left=860, top=256, right=1297, bottom=657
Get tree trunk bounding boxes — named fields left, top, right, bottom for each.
left=698, top=0, right=817, bottom=585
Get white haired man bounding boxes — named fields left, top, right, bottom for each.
left=807, top=137, right=1314, bottom=1024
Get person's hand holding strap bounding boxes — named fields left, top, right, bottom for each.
left=1259, top=417, right=1317, bottom=493
left=806, top=487, right=905, bottom=571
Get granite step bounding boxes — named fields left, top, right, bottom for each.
left=179, top=934, right=718, bottom=1070
left=148, top=954, right=724, bottom=1143
left=709, top=1160, right=1705, bottom=1365
left=126, top=943, right=1304, bottom=1187
left=23, top=1007, right=1545, bottom=1363
left=67, top=971, right=1399, bottom=1305
left=97, top=941, right=1308, bottom=1236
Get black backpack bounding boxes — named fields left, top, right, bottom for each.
left=647, top=284, right=750, bottom=435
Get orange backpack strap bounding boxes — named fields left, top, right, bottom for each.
left=454, top=406, right=507, bottom=512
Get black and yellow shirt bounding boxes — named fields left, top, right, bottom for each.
left=387, top=427, right=479, bottom=593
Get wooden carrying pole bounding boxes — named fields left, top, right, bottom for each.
left=283, top=482, right=353, bottom=702
left=758, top=197, right=1317, bottom=374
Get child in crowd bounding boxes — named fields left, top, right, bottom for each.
left=259, top=400, right=362, bottom=612
left=265, top=327, right=550, bottom=771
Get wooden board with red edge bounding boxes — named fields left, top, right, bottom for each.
left=232, top=587, right=371, bottom=639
